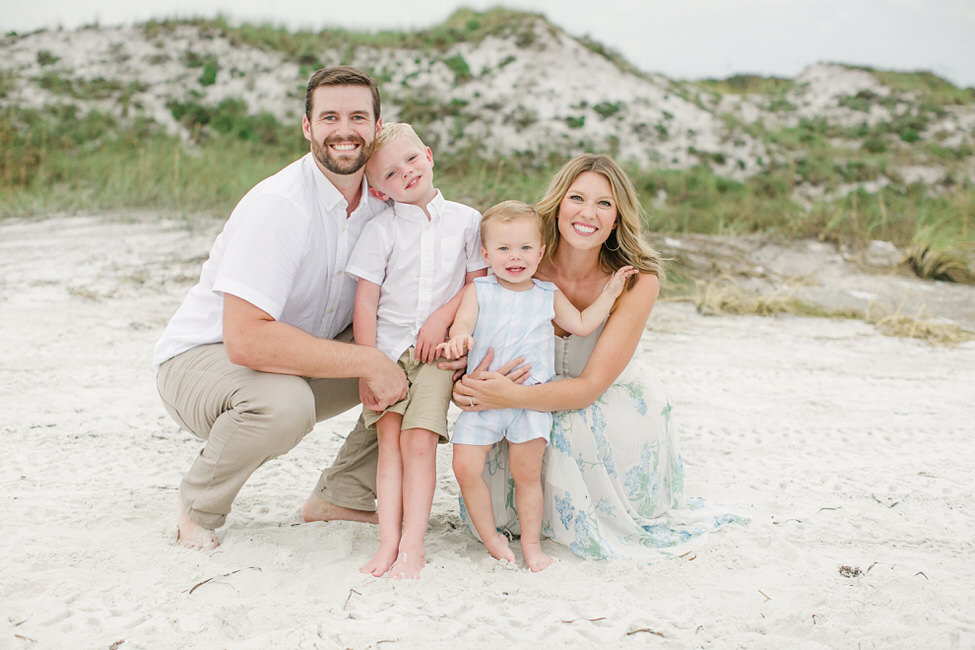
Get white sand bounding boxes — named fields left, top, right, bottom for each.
left=2, top=214, right=974, bottom=649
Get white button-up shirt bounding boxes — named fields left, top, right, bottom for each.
left=153, top=153, right=386, bottom=368
left=346, top=191, right=486, bottom=362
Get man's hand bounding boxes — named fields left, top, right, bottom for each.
left=360, top=350, right=407, bottom=412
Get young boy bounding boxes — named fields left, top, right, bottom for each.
left=438, top=200, right=634, bottom=572
left=347, top=123, right=487, bottom=579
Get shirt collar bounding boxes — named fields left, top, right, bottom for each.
left=391, top=189, right=444, bottom=222
left=308, top=153, right=384, bottom=219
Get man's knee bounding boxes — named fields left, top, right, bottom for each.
left=234, top=374, right=316, bottom=452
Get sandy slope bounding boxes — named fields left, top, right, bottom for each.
left=2, top=214, right=973, bottom=649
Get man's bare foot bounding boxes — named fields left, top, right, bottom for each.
left=360, top=544, right=399, bottom=577
left=388, top=550, right=425, bottom=580
left=176, top=501, right=219, bottom=550
left=521, top=540, right=552, bottom=572
left=301, top=493, right=378, bottom=524
left=484, top=532, right=516, bottom=564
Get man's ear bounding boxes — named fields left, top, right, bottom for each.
left=301, top=114, right=312, bottom=142
left=375, top=117, right=383, bottom=135
left=369, top=186, right=389, bottom=201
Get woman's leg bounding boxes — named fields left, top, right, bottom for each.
left=360, top=413, right=404, bottom=577
left=509, top=437, right=552, bottom=572
left=453, top=443, right=515, bottom=563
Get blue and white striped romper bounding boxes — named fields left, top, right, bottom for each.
left=452, top=276, right=557, bottom=446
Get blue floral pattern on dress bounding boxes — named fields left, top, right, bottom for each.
left=462, top=358, right=745, bottom=561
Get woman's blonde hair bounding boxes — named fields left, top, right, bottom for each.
left=536, top=154, right=664, bottom=280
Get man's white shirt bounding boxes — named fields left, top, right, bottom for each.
left=153, top=153, right=387, bottom=369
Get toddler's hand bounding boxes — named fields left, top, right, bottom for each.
left=436, top=336, right=473, bottom=360
left=604, top=265, right=637, bottom=297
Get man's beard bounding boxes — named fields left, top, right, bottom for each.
left=312, top=134, right=373, bottom=175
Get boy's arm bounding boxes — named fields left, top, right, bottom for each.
left=353, top=278, right=384, bottom=410
left=416, top=269, right=487, bottom=363
left=435, top=283, right=480, bottom=360
left=552, top=266, right=637, bottom=336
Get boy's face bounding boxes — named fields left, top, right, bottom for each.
left=365, top=136, right=436, bottom=206
left=301, top=84, right=379, bottom=176
left=481, top=217, right=545, bottom=287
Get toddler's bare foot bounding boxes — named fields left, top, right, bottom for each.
left=388, top=550, right=425, bottom=580
left=176, top=501, right=219, bottom=550
left=360, top=544, right=399, bottom=577
left=521, top=540, right=552, bottom=572
left=484, top=531, right=516, bottom=564
left=302, top=493, right=378, bottom=524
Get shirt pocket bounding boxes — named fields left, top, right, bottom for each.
left=439, top=236, right=464, bottom=271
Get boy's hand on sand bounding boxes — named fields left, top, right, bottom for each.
left=604, top=265, right=637, bottom=298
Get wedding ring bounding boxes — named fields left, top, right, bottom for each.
left=469, top=397, right=475, bottom=407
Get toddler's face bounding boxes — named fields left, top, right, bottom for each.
left=366, top=136, right=435, bottom=205
left=481, top=217, right=545, bottom=286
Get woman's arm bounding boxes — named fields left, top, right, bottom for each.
left=456, top=272, right=659, bottom=412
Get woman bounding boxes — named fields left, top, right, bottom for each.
left=455, top=154, right=740, bottom=560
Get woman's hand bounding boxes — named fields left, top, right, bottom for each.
left=452, top=348, right=531, bottom=411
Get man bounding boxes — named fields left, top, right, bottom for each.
left=154, top=66, right=448, bottom=549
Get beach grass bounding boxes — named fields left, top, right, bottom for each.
left=4, top=104, right=972, bottom=264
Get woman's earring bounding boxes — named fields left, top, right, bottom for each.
left=605, top=231, right=622, bottom=252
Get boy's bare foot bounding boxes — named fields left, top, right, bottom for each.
left=176, top=501, right=219, bottom=550
left=521, top=540, right=552, bottom=572
left=302, top=493, right=379, bottom=524
left=360, top=544, right=399, bottom=577
left=484, top=531, right=516, bottom=564
left=388, top=550, right=425, bottom=579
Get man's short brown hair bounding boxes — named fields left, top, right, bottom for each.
left=304, top=66, right=381, bottom=122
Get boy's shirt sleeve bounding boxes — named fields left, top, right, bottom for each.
left=346, top=216, right=391, bottom=286
left=466, top=208, right=488, bottom=272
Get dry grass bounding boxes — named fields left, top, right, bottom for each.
left=678, top=275, right=974, bottom=345
left=904, top=245, right=975, bottom=284
left=866, top=303, right=975, bottom=345
left=683, top=276, right=835, bottom=318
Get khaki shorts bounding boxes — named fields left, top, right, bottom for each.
left=362, top=347, right=454, bottom=441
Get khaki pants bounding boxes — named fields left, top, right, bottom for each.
left=156, top=330, right=379, bottom=529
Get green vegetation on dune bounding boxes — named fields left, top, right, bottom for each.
left=1, top=12, right=973, bottom=278
left=4, top=100, right=971, bottom=268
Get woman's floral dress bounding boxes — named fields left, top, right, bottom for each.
left=463, top=324, right=744, bottom=561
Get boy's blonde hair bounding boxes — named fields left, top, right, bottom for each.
left=479, top=200, right=544, bottom=245
left=365, top=122, right=427, bottom=184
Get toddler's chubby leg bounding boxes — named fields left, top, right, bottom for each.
left=388, top=427, right=440, bottom=579
left=509, top=437, right=552, bottom=572
left=361, top=413, right=404, bottom=577
left=453, top=443, right=515, bottom=564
